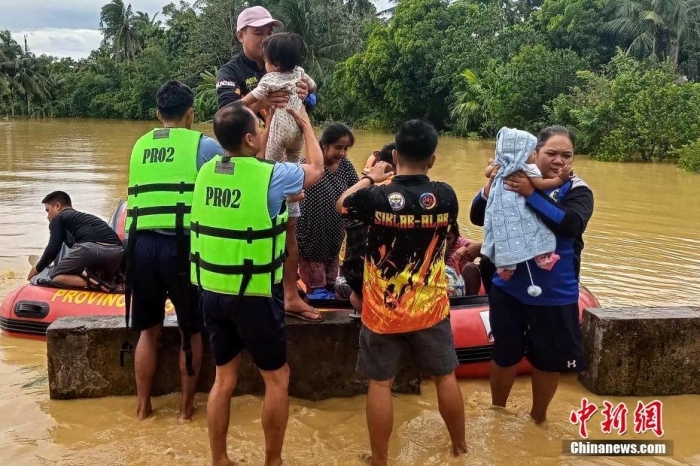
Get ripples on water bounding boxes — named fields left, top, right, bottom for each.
left=1, top=120, right=700, bottom=464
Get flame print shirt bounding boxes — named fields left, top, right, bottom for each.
left=341, top=175, right=459, bottom=334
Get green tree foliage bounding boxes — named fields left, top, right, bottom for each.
left=550, top=51, right=700, bottom=162
left=451, top=45, right=586, bottom=135
left=604, top=0, right=700, bottom=66
left=99, top=0, right=143, bottom=63
left=677, top=139, right=700, bottom=172
left=534, top=0, right=618, bottom=67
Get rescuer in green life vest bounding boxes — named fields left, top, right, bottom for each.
left=124, top=80, right=223, bottom=422
left=189, top=101, right=323, bottom=466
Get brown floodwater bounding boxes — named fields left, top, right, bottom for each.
left=1, top=118, right=699, bottom=465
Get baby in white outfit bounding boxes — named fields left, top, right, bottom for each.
left=242, top=32, right=315, bottom=218
left=243, top=34, right=315, bottom=157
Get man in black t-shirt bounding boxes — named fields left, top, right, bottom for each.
left=336, top=120, right=467, bottom=464
left=216, top=6, right=314, bottom=113
left=28, top=191, right=124, bottom=291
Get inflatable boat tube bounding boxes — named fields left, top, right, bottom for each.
left=0, top=200, right=599, bottom=378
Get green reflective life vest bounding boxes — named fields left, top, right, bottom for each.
left=126, top=127, right=202, bottom=232
left=189, top=155, right=288, bottom=297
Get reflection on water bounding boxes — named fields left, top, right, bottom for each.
left=1, top=119, right=700, bottom=464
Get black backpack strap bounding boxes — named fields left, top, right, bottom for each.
left=119, top=208, right=138, bottom=368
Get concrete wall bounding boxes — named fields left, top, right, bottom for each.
left=47, top=312, right=421, bottom=401
left=579, top=307, right=700, bottom=396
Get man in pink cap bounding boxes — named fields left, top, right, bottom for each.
left=216, top=6, right=313, bottom=114
left=216, top=6, right=322, bottom=326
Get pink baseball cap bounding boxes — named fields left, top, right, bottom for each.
left=236, top=6, right=283, bottom=32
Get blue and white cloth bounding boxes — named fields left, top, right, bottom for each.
left=480, top=127, right=557, bottom=269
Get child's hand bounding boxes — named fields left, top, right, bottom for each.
left=483, top=162, right=500, bottom=198
left=557, top=164, right=574, bottom=181
left=296, top=77, right=310, bottom=101
left=453, top=246, right=469, bottom=264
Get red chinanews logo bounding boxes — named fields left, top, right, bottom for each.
left=570, top=398, right=665, bottom=439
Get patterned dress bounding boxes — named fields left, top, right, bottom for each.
left=251, top=66, right=316, bottom=164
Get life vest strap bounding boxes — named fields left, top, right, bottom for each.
left=127, top=182, right=195, bottom=196
left=190, top=220, right=287, bottom=244
left=189, top=253, right=285, bottom=275
left=126, top=205, right=192, bottom=217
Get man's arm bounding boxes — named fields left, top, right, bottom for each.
left=525, top=186, right=594, bottom=238
left=216, top=65, right=242, bottom=109
left=336, top=162, right=393, bottom=213
left=266, top=162, right=305, bottom=217
left=242, top=75, right=274, bottom=106
left=339, top=185, right=375, bottom=226
left=197, top=136, right=224, bottom=170
left=35, top=217, right=66, bottom=272
left=283, top=106, right=323, bottom=187
left=469, top=189, right=488, bottom=227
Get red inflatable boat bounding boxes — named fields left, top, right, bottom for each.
left=0, top=200, right=600, bottom=377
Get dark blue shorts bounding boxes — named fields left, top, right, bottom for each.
left=489, top=284, right=584, bottom=372
left=131, top=231, right=202, bottom=334
left=201, top=285, right=286, bottom=371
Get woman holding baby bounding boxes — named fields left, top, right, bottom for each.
left=470, top=125, right=595, bottom=423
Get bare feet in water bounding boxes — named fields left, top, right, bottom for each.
left=530, top=410, right=546, bottom=425
left=179, top=393, right=196, bottom=422
left=212, top=458, right=235, bottom=466
left=452, top=443, right=468, bottom=455
left=179, top=404, right=195, bottom=423
left=137, top=399, right=152, bottom=420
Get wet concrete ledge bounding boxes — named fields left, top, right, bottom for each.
left=579, top=306, right=700, bottom=396
left=47, top=312, right=421, bottom=401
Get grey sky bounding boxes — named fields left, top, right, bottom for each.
left=3, top=0, right=394, bottom=59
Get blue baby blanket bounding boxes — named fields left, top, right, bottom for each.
left=480, top=127, right=557, bottom=268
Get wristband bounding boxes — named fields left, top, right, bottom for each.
left=361, top=175, right=375, bottom=186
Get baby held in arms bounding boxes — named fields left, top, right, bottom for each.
left=481, top=127, right=572, bottom=294
left=242, top=32, right=316, bottom=165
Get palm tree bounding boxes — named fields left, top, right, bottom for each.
left=13, top=55, right=52, bottom=116
left=194, top=67, right=218, bottom=121
left=99, top=0, right=142, bottom=63
left=135, top=11, right=164, bottom=48
left=274, top=0, right=346, bottom=79
left=135, top=11, right=161, bottom=28
left=0, top=31, right=27, bottom=116
left=604, top=0, right=700, bottom=66
left=0, top=31, right=53, bottom=117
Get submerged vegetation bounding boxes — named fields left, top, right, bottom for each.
left=2, top=0, right=700, bottom=171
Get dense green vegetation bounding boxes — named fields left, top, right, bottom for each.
left=3, top=0, right=700, bottom=172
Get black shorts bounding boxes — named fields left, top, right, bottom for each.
left=356, top=317, right=459, bottom=381
left=489, top=284, right=584, bottom=372
left=50, top=242, right=124, bottom=280
left=131, top=232, right=201, bottom=334
left=201, top=285, right=286, bottom=371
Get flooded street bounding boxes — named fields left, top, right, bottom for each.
left=1, top=119, right=700, bottom=464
